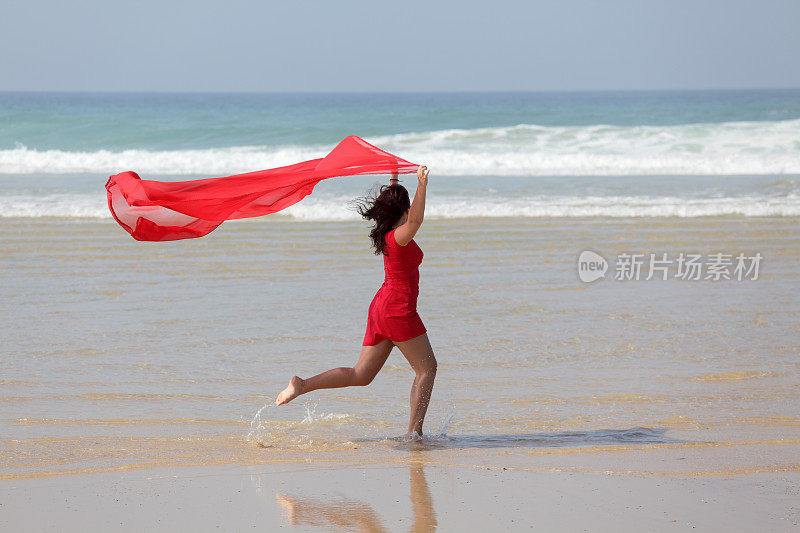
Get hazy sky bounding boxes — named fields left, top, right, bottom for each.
left=2, top=0, right=799, bottom=92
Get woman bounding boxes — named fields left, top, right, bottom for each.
left=276, top=165, right=437, bottom=439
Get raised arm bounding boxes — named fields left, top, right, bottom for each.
left=394, top=165, right=429, bottom=246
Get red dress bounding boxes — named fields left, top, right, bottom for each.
left=363, top=228, right=427, bottom=346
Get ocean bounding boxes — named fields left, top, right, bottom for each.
left=1, top=91, right=799, bottom=519
left=1, top=90, right=799, bottom=218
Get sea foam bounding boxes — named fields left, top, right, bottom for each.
left=3, top=192, right=799, bottom=219
left=2, top=119, right=799, bottom=176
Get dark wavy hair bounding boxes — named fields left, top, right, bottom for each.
left=352, top=183, right=411, bottom=255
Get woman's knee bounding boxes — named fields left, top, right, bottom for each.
left=352, top=367, right=375, bottom=386
left=418, top=354, right=437, bottom=378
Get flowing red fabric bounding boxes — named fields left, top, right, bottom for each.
left=105, top=136, right=418, bottom=241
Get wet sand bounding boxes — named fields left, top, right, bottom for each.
left=2, top=215, right=799, bottom=529
left=3, top=462, right=799, bottom=531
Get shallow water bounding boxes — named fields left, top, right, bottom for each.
left=1, top=215, right=798, bottom=479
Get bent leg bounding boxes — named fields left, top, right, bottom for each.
left=276, top=339, right=393, bottom=405
left=394, top=333, right=437, bottom=436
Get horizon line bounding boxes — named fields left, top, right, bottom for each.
left=1, top=86, right=799, bottom=96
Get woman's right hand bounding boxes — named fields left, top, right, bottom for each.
left=417, top=165, right=429, bottom=186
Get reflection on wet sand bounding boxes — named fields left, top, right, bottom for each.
left=408, top=462, right=438, bottom=533
left=271, top=460, right=437, bottom=532
left=276, top=493, right=387, bottom=533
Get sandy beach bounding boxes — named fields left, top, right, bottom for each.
left=2, top=214, right=799, bottom=530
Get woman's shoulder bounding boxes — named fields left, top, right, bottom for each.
left=384, top=228, right=397, bottom=248
left=385, top=227, right=412, bottom=256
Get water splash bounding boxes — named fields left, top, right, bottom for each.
left=246, top=403, right=276, bottom=447
left=376, top=400, right=458, bottom=448
left=245, top=401, right=355, bottom=449
left=423, top=400, right=456, bottom=442
left=300, top=402, right=351, bottom=425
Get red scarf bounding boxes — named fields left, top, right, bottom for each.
left=106, top=136, right=417, bottom=241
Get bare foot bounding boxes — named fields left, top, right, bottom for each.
left=403, top=431, right=423, bottom=443
left=276, top=376, right=304, bottom=406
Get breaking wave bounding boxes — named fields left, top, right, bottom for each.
left=3, top=192, right=798, bottom=219
left=2, top=119, right=799, bottom=176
